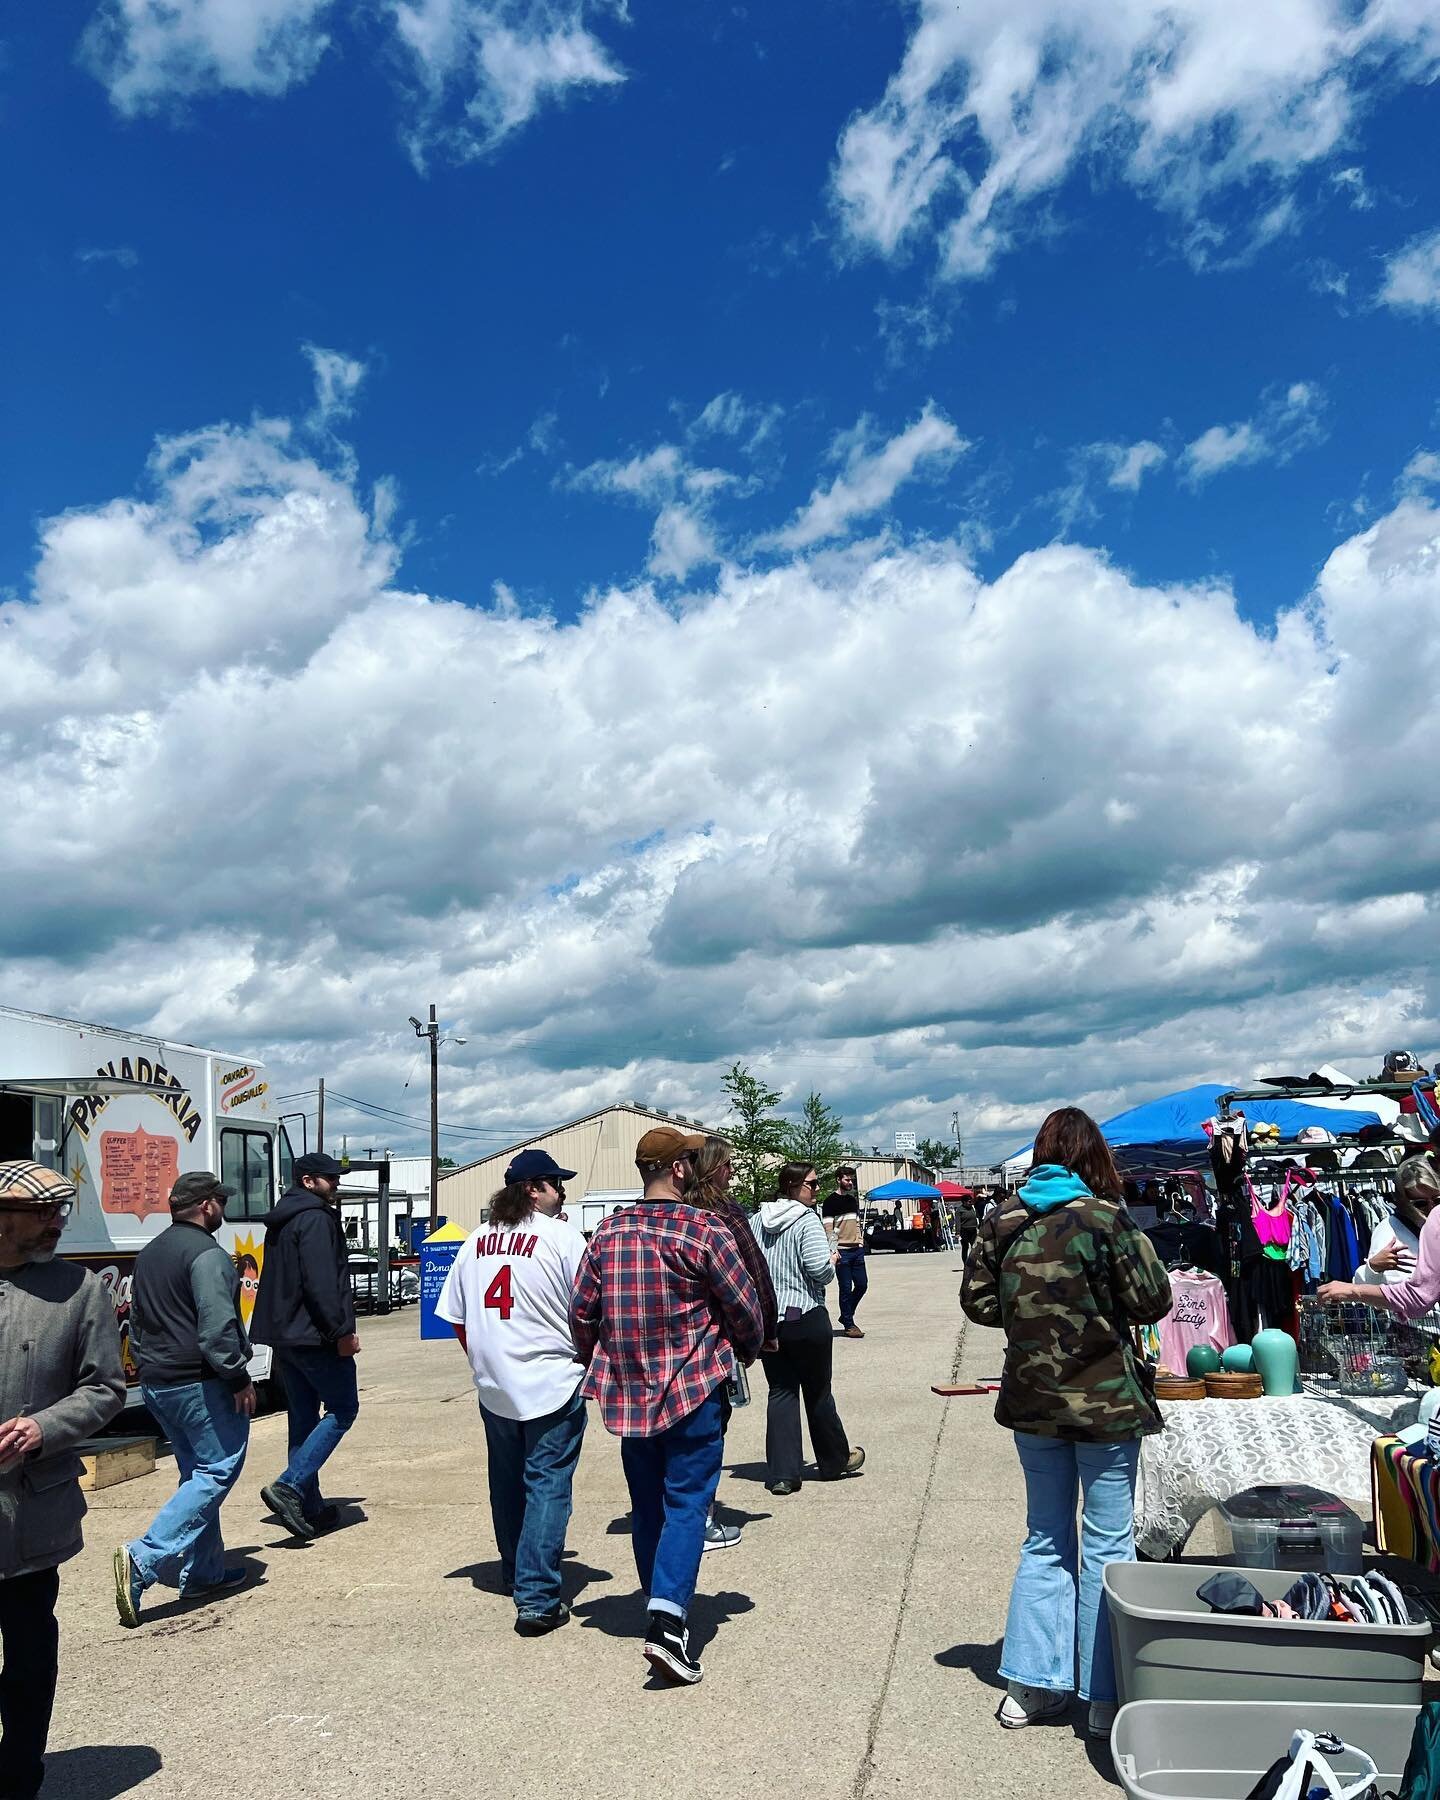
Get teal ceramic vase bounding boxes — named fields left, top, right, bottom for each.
left=1252, top=1328, right=1299, bottom=1396
left=1186, top=1344, right=1222, bottom=1378
left=1221, top=1344, right=1255, bottom=1373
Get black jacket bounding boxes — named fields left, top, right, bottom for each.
left=250, top=1187, right=356, bottom=1350
left=131, top=1221, right=253, bottom=1391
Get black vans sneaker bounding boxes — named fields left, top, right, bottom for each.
left=643, top=1611, right=702, bottom=1684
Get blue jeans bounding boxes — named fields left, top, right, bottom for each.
left=836, top=1248, right=868, bottom=1327
left=131, top=1380, right=249, bottom=1592
left=1000, top=1432, right=1140, bottom=1702
left=619, top=1390, right=724, bottom=1621
left=275, top=1346, right=360, bottom=1515
left=480, top=1388, right=587, bottom=1616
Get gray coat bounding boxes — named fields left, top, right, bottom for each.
left=0, top=1260, right=126, bottom=1579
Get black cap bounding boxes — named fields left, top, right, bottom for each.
left=294, top=1152, right=344, bottom=1180
left=170, top=1170, right=233, bottom=1208
left=504, top=1148, right=577, bottom=1185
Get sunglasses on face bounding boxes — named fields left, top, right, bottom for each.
left=801, top=1178, right=819, bottom=1190
left=0, top=1199, right=73, bottom=1220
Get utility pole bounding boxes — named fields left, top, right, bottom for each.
left=410, top=1006, right=441, bottom=1232
left=409, top=1005, right=465, bottom=1233
left=428, top=1003, right=439, bottom=1231
left=951, top=1109, right=964, bottom=1175
left=317, top=1076, right=325, bottom=1153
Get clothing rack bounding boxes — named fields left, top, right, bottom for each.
left=1243, top=1160, right=1398, bottom=1187
left=1219, top=1080, right=1427, bottom=1113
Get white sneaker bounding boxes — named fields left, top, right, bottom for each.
left=996, top=1682, right=1068, bottom=1728
left=703, top=1517, right=741, bottom=1552
left=1087, top=1701, right=1117, bottom=1739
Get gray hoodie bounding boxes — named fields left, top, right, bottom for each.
left=757, top=1199, right=835, bottom=1317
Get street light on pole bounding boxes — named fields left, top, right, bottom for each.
left=409, top=1007, right=466, bottom=1233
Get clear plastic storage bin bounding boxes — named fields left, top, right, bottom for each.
left=1217, top=1484, right=1364, bottom=1574
left=1112, top=1699, right=1419, bottom=1800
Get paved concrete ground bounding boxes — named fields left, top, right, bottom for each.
left=47, top=1256, right=1119, bottom=1800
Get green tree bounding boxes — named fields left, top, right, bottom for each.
left=781, top=1091, right=850, bottom=1194
left=915, top=1136, right=953, bottom=1174
left=720, top=1061, right=788, bottom=1213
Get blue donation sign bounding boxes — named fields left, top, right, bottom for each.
left=419, top=1220, right=468, bottom=1341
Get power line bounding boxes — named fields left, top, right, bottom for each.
left=323, top=1088, right=555, bottom=1141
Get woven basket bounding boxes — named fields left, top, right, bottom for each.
left=1204, top=1370, right=1264, bottom=1400
left=1154, top=1376, right=1207, bottom=1400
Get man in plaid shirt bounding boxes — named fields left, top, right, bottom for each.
left=570, top=1125, right=764, bottom=1684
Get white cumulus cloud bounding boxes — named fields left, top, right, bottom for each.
left=832, top=0, right=1440, bottom=280
left=386, top=0, right=626, bottom=163
left=304, top=344, right=367, bottom=428
left=1380, top=227, right=1440, bottom=312
left=8, top=394, right=1440, bottom=1162
left=1181, top=381, right=1326, bottom=484
left=1104, top=440, right=1167, bottom=491
left=769, top=404, right=967, bottom=550
left=570, top=443, right=737, bottom=580
left=81, top=0, right=335, bottom=113
left=80, top=0, right=627, bottom=160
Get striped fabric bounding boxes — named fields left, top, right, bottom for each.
left=758, top=1208, right=835, bottom=1316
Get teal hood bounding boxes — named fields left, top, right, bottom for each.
left=1018, top=1164, right=1093, bottom=1212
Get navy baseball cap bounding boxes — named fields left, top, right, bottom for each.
left=294, top=1152, right=344, bottom=1180
left=505, top=1149, right=576, bottom=1185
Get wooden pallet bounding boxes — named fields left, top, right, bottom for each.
left=79, top=1435, right=156, bottom=1491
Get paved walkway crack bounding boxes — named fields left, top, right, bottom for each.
left=850, top=1309, right=968, bottom=1800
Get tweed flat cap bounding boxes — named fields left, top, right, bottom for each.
left=0, top=1160, right=78, bottom=1206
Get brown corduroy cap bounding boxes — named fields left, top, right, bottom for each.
left=635, top=1125, right=706, bottom=1165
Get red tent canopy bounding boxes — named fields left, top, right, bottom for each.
left=934, top=1181, right=973, bottom=1198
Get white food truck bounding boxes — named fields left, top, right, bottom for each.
left=0, top=1004, right=294, bottom=1392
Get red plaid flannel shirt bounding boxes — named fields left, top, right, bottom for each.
left=570, top=1199, right=766, bottom=1437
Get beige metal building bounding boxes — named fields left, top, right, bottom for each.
left=849, top=1155, right=937, bottom=1196
left=439, top=1101, right=723, bottom=1235
left=440, top=1110, right=942, bottom=1235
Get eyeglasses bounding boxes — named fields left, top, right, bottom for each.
left=800, top=1178, right=820, bottom=1190
left=0, top=1199, right=73, bottom=1220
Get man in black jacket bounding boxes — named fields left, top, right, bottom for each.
left=114, top=1170, right=256, bottom=1626
left=250, top=1153, right=359, bottom=1540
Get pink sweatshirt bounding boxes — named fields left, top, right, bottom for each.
left=1378, top=1206, right=1440, bottom=1321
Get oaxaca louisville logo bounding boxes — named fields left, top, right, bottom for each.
left=219, top=1064, right=268, bottom=1114
left=69, top=1056, right=205, bottom=1144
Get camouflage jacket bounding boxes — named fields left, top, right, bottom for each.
left=961, top=1189, right=1173, bottom=1441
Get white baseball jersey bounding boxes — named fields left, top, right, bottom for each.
left=436, top=1208, right=587, bottom=1421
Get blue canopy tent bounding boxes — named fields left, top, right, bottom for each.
left=1005, top=1083, right=1385, bottom=1175
left=866, top=1178, right=942, bottom=1199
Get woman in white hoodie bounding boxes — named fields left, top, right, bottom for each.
left=756, top=1163, right=865, bottom=1495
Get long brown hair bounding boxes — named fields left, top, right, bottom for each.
left=690, top=1136, right=733, bottom=1211
left=775, top=1161, right=816, bottom=1200
left=1030, top=1107, right=1122, bottom=1201
left=488, top=1180, right=544, bottom=1228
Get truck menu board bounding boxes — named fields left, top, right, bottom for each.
left=100, top=1125, right=179, bottom=1217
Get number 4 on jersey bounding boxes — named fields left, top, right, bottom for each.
left=483, top=1264, right=514, bottom=1320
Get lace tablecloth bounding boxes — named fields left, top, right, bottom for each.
left=1135, top=1395, right=1382, bottom=1559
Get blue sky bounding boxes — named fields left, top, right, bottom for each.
left=4, top=1, right=1440, bottom=1160
left=9, top=3, right=1437, bottom=618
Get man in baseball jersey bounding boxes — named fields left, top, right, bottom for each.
left=436, top=1149, right=587, bottom=1636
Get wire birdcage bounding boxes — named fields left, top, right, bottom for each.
left=1296, top=1298, right=1440, bottom=1396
